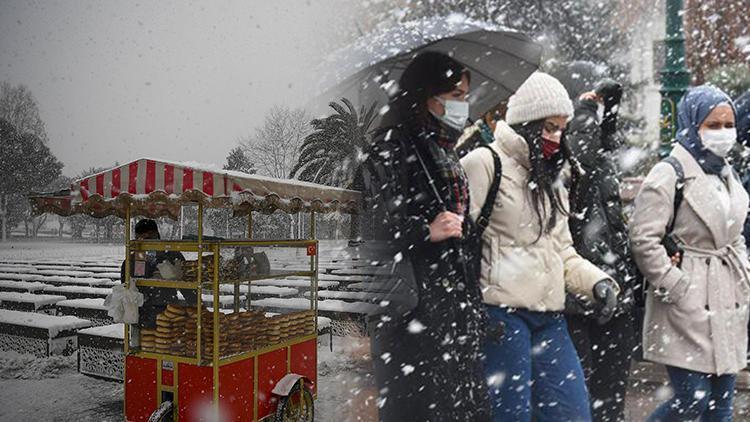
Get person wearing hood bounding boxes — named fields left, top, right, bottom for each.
left=629, top=85, right=749, bottom=421
left=460, top=72, right=619, bottom=421
left=564, top=79, right=637, bottom=422
left=358, top=51, right=490, bottom=422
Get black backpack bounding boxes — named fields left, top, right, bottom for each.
left=468, top=145, right=503, bottom=279
left=633, top=156, right=684, bottom=307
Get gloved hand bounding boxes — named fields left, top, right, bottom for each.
left=595, top=79, right=623, bottom=138
left=594, top=78, right=623, bottom=110
left=564, top=292, right=595, bottom=316
left=593, top=279, right=619, bottom=325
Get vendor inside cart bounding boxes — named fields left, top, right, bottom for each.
left=120, top=218, right=198, bottom=328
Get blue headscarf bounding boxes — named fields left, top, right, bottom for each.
left=735, top=90, right=750, bottom=147
left=676, top=85, right=735, bottom=176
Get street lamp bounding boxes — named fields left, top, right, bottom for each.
left=659, top=0, right=691, bottom=157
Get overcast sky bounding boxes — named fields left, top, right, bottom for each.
left=0, top=0, right=353, bottom=177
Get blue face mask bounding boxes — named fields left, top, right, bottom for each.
left=431, top=97, right=469, bottom=131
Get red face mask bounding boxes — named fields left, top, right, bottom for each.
left=542, top=138, right=561, bottom=159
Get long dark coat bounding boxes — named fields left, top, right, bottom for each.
left=359, top=115, right=490, bottom=422
left=567, top=99, right=637, bottom=296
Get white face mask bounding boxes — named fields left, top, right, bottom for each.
left=701, top=128, right=737, bottom=157
left=431, top=97, right=469, bottom=131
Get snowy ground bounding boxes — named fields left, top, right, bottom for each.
left=0, top=240, right=123, bottom=261
left=0, top=240, right=377, bottom=421
left=0, top=337, right=375, bottom=422
left=1, top=240, right=750, bottom=421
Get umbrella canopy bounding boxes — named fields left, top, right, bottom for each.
left=30, top=158, right=362, bottom=219
left=315, top=14, right=542, bottom=119
left=547, top=60, right=610, bottom=100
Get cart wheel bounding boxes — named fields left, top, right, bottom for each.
left=148, top=401, right=173, bottom=422
left=274, top=381, right=314, bottom=422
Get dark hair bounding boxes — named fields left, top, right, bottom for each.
left=510, top=120, right=568, bottom=242
left=390, top=51, right=470, bottom=130
left=134, top=219, right=160, bottom=238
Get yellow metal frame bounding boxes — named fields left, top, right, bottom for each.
left=123, top=201, right=320, bottom=422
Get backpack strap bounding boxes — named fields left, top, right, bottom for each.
left=475, top=145, right=502, bottom=236
left=662, top=156, right=685, bottom=234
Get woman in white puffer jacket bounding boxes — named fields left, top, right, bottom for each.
left=461, top=72, right=619, bottom=422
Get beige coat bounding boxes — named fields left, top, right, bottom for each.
left=630, top=144, right=750, bottom=375
left=460, top=121, right=610, bottom=312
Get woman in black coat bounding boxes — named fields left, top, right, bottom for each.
left=359, top=51, right=490, bottom=421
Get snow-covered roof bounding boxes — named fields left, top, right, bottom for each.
left=0, top=309, right=92, bottom=337
left=31, top=157, right=361, bottom=219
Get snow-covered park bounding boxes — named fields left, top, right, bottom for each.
left=0, top=240, right=379, bottom=421
left=1, top=241, right=749, bottom=421
left=3, top=1, right=750, bottom=420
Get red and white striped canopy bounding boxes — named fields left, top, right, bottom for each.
left=31, top=158, right=361, bottom=219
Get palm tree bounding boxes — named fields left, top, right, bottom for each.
left=290, top=98, right=377, bottom=188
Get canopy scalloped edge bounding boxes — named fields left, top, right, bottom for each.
left=30, top=189, right=361, bottom=220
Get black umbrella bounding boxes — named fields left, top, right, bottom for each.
left=315, top=15, right=543, bottom=119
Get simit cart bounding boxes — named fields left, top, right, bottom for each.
left=30, top=158, right=361, bottom=421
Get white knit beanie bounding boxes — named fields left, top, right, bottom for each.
left=505, top=72, right=574, bottom=125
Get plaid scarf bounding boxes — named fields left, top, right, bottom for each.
left=416, top=115, right=470, bottom=215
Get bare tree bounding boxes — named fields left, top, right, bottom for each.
left=0, top=81, right=48, bottom=142
left=240, top=105, right=312, bottom=179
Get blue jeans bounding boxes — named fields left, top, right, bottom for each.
left=484, top=306, right=591, bottom=422
left=648, top=366, right=736, bottom=422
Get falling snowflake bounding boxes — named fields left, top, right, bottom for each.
left=407, top=319, right=426, bottom=333
left=401, top=364, right=415, bottom=375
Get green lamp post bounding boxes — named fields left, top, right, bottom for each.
left=659, top=0, right=691, bottom=157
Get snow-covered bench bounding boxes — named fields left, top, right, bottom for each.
left=250, top=297, right=378, bottom=337
left=303, top=290, right=394, bottom=303
left=0, top=292, right=67, bottom=313
left=55, top=299, right=112, bottom=326
left=0, top=309, right=92, bottom=357
left=77, top=323, right=124, bottom=381
left=217, top=284, right=299, bottom=300
left=288, top=274, right=376, bottom=283
left=253, top=278, right=339, bottom=290
left=201, top=294, right=247, bottom=309
left=0, top=280, right=50, bottom=293
left=0, top=272, right=113, bottom=287
left=330, top=268, right=386, bottom=277
left=42, top=285, right=112, bottom=300
left=0, top=265, right=39, bottom=274
left=343, top=281, right=392, bottom=292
